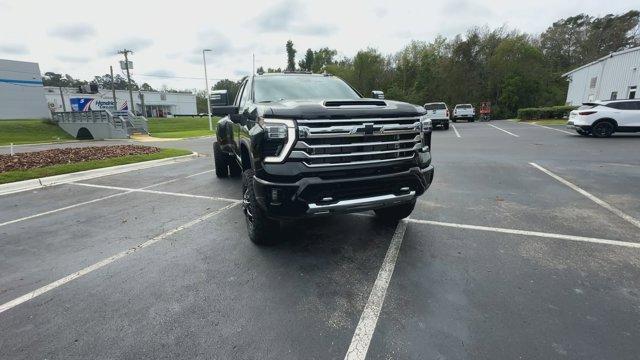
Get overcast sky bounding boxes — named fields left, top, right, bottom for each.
left=0, top=0, right=636, bottom=90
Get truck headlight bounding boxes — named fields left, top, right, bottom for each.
left=263, top=118, right=296, bottom=163
left=419, top=115, right=432, bottom=132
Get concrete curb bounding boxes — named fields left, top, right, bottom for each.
left=0, top=139, right=132, bottom=149
left=0, top=152, right=199, bottom=196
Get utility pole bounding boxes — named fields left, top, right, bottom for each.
left=118, top=49, right=135, bottom=114
left=109, top=66, right=117, bottom=112
left=58, top=86, right=66, bottom=112
left=139, top=92, right=145, bottom=117
left=202, top=49, right=213, bottom=131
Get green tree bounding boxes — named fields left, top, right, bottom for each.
left=298, top=49, right=314, bottom=71
left=311, top=48, right=337, bottom=72
left=212, top=79, right=242, bottom=104
left=140, top=83, right=155, bottom=91
left=489, top=36, right=547, bottom=117
left=286, top=40, right=297, bottom=71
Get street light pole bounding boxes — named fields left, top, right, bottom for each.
left=202, top=49, right=213, bottom=132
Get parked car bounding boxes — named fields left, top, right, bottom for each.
left=211, top=73, right=434, bottom=244
left=452, top=104, right=475, bottom=122
left=424, top=102, right=450, bottom=130
left=567, top=99, right=640, bottom=137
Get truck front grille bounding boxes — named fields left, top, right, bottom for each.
left=292, top=117, right=423, bottom=167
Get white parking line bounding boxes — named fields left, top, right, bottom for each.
left=70, top=182, right=240, bottom=203
left=406, top=218, right=640, bottom=248
left=530, top=162, right=640, bottom=230
left=0, top=169, right=220, bottom=228
left=488, top=123, right=519, bottom=137
left=185, top=169, right=214, bottom=178
left=345, top=220, right=407, bottom=360
left=525, top=122, right=574, bottom=135
left=0, top=202, right=239, bottom=315
left=0, top=191, right=132, bottom=228
left=451, top=124, right=461, bottom=138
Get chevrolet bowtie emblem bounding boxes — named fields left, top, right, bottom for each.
left=363, top=122, right=374, bottom=135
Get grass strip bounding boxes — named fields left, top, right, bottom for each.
left=0, top=120, right=74, bottom=146
left=0, top=148, right=191, bottom=184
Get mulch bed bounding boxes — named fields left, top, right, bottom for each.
left=0, top=145, right=161, bottom=172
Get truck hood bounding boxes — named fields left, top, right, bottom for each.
left=261, top=99, right=425, bottom=119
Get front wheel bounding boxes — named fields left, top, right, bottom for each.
left=213, top=142, right=229, bottom=178
left=443, top=123, right=450, bottom=130
left=374, top=200, right=416, bottom=222
left=242, top=169, right=280, bottom=245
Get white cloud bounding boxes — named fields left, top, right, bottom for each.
left=49, top=23, right=97, bottom=40
left=0, top=43, right=29, bottom=55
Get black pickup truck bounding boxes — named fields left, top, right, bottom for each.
left=212, top=73, right=434, bottom=244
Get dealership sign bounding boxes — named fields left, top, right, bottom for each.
left=70, top=97, right=128, bottom=112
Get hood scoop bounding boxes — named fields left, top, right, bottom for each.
left=324, top=100, right=387, bottom=107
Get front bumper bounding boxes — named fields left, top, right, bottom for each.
left=253, top=165, right=434, bottom=219
left=431, top=118, right=450, bottom=126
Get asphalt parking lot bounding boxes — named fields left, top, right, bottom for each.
left=1, top=120, right=639, bottom=359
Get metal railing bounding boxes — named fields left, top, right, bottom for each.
left=52, top=110, right=148, bottom=134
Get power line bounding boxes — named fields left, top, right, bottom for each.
left=136, top=73, right=236, bottom=81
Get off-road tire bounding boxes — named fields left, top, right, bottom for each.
left=214, top=142, right=229, bottom=178
left=229, top=158, right=242, bottom=177
left=591, top=121, right=615, bottom=138
left=242, top=169, right=280, bottom=245
left=374, top=200, right=416, bottom=222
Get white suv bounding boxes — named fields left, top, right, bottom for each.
left=567, top=99, right=640, bottom=137
left=424, top=102, right=450, bottom=130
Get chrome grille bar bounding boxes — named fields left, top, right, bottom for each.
left=290, top=116, right=422, bottom=167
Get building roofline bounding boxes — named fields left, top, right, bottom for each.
left=562, top=46, right=640, bottom=77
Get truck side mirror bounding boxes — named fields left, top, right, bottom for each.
left=371, top=90, right=385, bottom=99
left=211, top=105, right=239, bottom=117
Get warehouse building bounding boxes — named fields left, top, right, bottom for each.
left=564, top=47, right=640, bottom=105
left=0, top=59, right=51, bottom=119
left=44, top=86, right=197, bottom=117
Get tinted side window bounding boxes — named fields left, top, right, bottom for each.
left=239, top=79, right=252, bottom=109
left=234, top=81, right=247, bottom=107
left=607, top=102, right=637, bottom=110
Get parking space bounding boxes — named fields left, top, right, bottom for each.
left=1, top=120, right=639, bottom=359
left=369, top=224, right=640, bottom=360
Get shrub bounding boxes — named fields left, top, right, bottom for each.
left=517, top=105, right=577, bottom=120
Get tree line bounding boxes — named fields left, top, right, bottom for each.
left=42, top=72, right=157, bottom=92
left=213, top=10, right=639, bottom=118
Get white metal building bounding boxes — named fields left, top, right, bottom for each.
left=44, top=86, right=197, bottom=117
left=0, top=59, right=51, bottom=119
left=564, top=47, right=640, bottom=105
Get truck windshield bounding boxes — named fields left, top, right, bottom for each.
left=254, top=75, right=361, bottom=103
